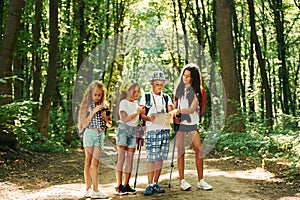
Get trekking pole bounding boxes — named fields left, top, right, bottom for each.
left=134, top=137, right=143, bottom=189
left=168, top=130, right=177, bottom=188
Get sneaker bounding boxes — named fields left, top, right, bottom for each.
left=180, top=179, right=191, bottom=191
left=143, top=185, right=154, bottom=196
left=84, top=188, right=92, bottom=197
left=124, top=184, right=136, bottom=195
left=153, top=183, right=165, bottom=193
left=91, top=190, right=109, bottom=199
left=114, top=184, right=128, bottom=195
left=197, top=179, right=213, bottom=190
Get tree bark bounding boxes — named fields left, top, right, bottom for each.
left=248, top=0, right=273, bottom=127
left=216, top=0, right=245, bottom=132
left=0, top=0, right=24, bottom=105
left=37, top=0, right=59, bottom=136
left=232, top=3, right=245, bottom=112
left=32, top=0, right=43, bottom=119
left=0, top=0, right=4, bottom=49
left=268, top=0, right=294, bottom=115
left=177, top=0, right=189, bottom=64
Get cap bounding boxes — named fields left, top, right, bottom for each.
left=149, top=71, right=167, bottom=82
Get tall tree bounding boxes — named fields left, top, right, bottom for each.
left=177, top=0, right=189, bottom=63
left=248, top=0, right=273, bottom=127
left=0, top=0, right=4, bottom=49
left=0, top=0, right=24, bottom=105
left=37, top=0, right=59, bottom=136
left=216, top=0, right=245, bottom=132
left=32, top=0, right=43, bottom=119
left=268, top=0, right=293, bottom=115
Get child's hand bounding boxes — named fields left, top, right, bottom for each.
left=93, top=105, right=104, bottom=114
left=78, top=123, right=83, bottom=133
left=137, top=106, right=145, bottom=114
left=101, top=110, right=107, bottom=118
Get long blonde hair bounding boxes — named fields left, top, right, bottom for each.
left=78, top=81, right=107, bottom=123
left=115, top=79, right=139, bottom=121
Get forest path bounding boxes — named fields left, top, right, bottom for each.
left=0, top=147, right=299, bottom=200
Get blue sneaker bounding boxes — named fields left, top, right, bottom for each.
left=143, top=185, right=154, bottom=196
left=153, top=183, right=165, bottom=193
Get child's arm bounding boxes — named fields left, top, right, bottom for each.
left=120, top=106, right=144, bottom=124
left=101, top=111, right=112, bottom=128
left=101, top=103, right=112, bottom=128
left=79, top=105, right=102, bottom=128
left=176, top=95, right=198, bottom=115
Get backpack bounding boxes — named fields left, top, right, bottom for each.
left=174, top=87, right=207, bottom=118
left=142, top=93, right=169, bottom=126
left=199, top=87, right=207, bottom=116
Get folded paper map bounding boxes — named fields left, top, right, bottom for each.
left=151, top=113, right=173, bottom=125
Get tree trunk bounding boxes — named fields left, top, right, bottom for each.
left=32, top=0, right=43, bottom=120
left=249, top=35, right=255, bottom=122
left=0, top=0, right=24, bottom=105
left=171, top=0, right=182, bottom=73
left=177, top=0, right=189, bottom=64
left=232, top=3, right=245, bottom=112
left=0, top=0, right=4, bottom=49
left=248, top=0, right=273, bottom=127
left=269, top=0, right=294, bottom=115
left=75, top=0, right=85, bottom=72
left=209, top=0, right=217, bottom=62
left=64, top=0, right=74, bottom=145
left=216, top=0, right=245, bottom=132
left=13, top=44, right=24, bottom=100
left=37, top=0, right=59, bottom=136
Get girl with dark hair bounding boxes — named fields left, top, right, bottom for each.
left=174, top=64, right=212, bottom=191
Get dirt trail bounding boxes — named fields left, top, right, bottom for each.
left=0, top=147, right=299, bottom=200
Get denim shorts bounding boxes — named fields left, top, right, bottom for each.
left=83, top=129, right=105, bottom=149
left=116, top=123, right=136, bottom=148
left=145, top=129, right=170, bottom=162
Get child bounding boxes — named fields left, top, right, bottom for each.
left=115, top=79, right=144, bottom=195
left=139, top=71, right=174, bottom=196
left=174, top=64, right=212, bottom=191
left=78, top=80, right=112, bottom=198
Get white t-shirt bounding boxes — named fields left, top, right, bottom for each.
left=178, top=94, right=199, bottom=125
left=119, top=99, right=139, bottom=127
left=140, top=91, right=173, bottom=131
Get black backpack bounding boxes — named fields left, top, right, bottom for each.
left=142, top=93, right=169, bottom=126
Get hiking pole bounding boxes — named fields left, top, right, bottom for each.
left=168, top=130, right=177, bottom=188
left=134, top=137, right=143, bottom=189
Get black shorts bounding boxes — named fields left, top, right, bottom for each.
left=174, top=124, right=197, bottom=132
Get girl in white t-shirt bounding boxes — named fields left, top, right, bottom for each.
left=115, top=79, right=144, bottom=195
left=174, top=64, right=212, bottom=191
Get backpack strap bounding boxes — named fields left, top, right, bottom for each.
left=199, top=87, right=207, bottom=116
left=142, top=93, right=169, bottom=126
left=142, top=93, right=151, bottom=126
left=162, top=94, right=169, bottom=113
left=145, top=93, right=151, bottom=115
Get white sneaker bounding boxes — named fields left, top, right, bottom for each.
left=91, top=190, right=109, bottom=199
left=84, top=188, right=92, bottom=197
left=180, top=179, right=191, bottom=191
left=197, top=179, right=213, bottom=190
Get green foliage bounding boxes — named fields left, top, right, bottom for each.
left=216, top=114, right=300, bottom=159
left=0, top=101, right=65, bottom=152
left=216, top=113, right=300, bottom=178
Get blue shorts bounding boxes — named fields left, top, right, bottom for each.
left=145, top=129, right=170, bottom=162
left=116, top=123, right=136, bottom=148
left=83, top=129, right=105, bottom=149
